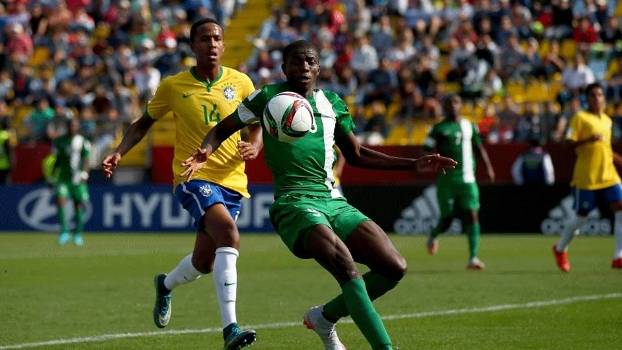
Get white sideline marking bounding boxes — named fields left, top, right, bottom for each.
left=1, top=293, right=620, bottom=349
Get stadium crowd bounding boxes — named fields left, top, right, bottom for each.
left=1, top=0, right=622, bottom=172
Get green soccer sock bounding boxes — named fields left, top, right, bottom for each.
left=74, top=205, right=84, bottom=234
left=466, top=222, right=481, bottom=259
left=58, top=205, right=68, bottom=233
left=341, top=278, right=393, bottom=350
left=323, top=271, right=398, bottom=320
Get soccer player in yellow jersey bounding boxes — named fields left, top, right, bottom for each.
left=101, top=18, right=261, bottom=349
left=553, top=82, right=622, bottom=272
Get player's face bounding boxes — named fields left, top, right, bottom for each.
left=444, top=96, right=462, bottom=118
left=191, top=23, right=224, bottom=67
left=587, top=86, right=605, bottom=112
left=282, top=48, right=320, bottom=94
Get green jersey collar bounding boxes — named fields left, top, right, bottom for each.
left=190, top=66, right=224, bottom=91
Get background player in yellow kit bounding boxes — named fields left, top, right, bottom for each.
left=553, top=82, right=622, bottom=272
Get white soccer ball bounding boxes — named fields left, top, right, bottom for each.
left=263, top=92, right=315, bottom=143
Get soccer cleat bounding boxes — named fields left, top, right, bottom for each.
left=303, top=305, right=346, bottom=350
left=612, top=258, right=622, bottom=269
left=552, top=245, right=570, bottom=272
left=223, top=327, right=257, bottom=350
left=426, top=236, right=439, bottom=255
left=466, top=257, right=485, bottom=270
left=58, top=232, right=71, bottom=246
left=153, top=274, right=172, bottom=328
left=73, top=234, right=84, bottom=247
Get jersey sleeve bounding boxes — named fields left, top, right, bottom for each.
left=235, top=88, right=267, bottom=125
left=471, top=122, right=483, bottom=146
left=565, top=113, right=580, bottom=142
left=326, top=91, right=355, bottom=138
left=423, top=126, right=438, bottom=151
left=146, top=77, right=171, bottom=120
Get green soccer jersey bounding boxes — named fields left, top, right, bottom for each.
left=52, top=134, right=91, bottom=184
left=235, top=82, right=355, bottom=198
left=424, top=118, right=481, bottom=184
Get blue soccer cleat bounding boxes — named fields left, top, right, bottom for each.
left=153, top=273, right=172, bottom=328
left=223, top=325, right=257, bottom=350
left=58, top=232, right=71, bottom=246
left=73, top=234, right=84, bottom=247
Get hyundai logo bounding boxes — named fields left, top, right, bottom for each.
left=17, top=188, right=93, bottom=231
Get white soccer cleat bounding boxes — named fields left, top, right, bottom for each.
left=303, top=305, right=347, bottom=350
left=467, top=257, right=485, bottom=270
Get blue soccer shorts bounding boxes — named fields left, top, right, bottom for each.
left=175, top=180, right=243, bottom=228
left=573, top=184, right=622, bottom=216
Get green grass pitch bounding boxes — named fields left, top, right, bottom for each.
left=1, top=233, right=621, bottom=349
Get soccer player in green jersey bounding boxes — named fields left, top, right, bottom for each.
left=182, top=40, right=456, bottom=350
left=423, top=94, right=495, bottom=270
left=51, top=117, right=91, bottom=246
left=102, top=18, right=260, bottom=349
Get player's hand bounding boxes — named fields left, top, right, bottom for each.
left=102, top=152, right=121, bottom=178
left=238, top=140, right=259, bottom=161
left=80, top=170, right=89, bottom=182
left=415, top=154, right=457, bottom=173
left=590, top=134, right=603, bottom=142
left=181, top=148, right=209, bottom=181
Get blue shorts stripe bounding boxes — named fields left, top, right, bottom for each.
left=181, top=182, right=205, bottom=217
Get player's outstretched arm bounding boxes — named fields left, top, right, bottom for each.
left=477, top=143, right=495, bottom=182
left=181, top=114, right=246, bottom=181
left=102, top=114, right=155, bottom=178
left=336, top=132, right=456, bottom=173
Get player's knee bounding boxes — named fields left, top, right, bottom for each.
left=191, top=254, right=213, bottom=274
left=383, top=255, right=407, bottom=281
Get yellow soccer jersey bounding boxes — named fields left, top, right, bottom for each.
left=566, top=110, right=621, bottom=190
left=147, top=66, right=255, bottom=196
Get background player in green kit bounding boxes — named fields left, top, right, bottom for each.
left=423, top=94, right=495, bottom=270
left=50, top=117, right=91, bottom=246
left=182, top=40, right=456, bottom=350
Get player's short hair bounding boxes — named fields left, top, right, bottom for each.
left=282, top=40, right=316, bottom=64
left=190, top=18, right=221, bottom=43
left=585, top=82, right=603, bottom=96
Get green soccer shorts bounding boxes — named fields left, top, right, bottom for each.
left=436, top=180, right=480, bottom=219
left=55, top=181, right=89, bottom=203
left=269, top=194, right=370, bottom=258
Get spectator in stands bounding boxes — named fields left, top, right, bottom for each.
left=561, top=54, right=595, bottom=99
left=547, top=0, right=574, bottom=40
left=573, top=16, right=599, bottom=45
left=541, top=40, right=566, bottom=78
left=600, top=16, right=622, bottom=45
left=351, top=33, right=378, bottom=77
left=511, top=137, right=555, bottom=186
left=364, top=57, right=397, bottom=106
left=499, top=33, right=528, bottom=81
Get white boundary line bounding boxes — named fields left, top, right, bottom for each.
left=1, top=293, right=620, bottom=350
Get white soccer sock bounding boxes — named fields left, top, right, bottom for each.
left=213, top=247, right=239, bottom=328
left=556, top=216, right=587, bottom=252
left=613, top=212, right=622, bottom=259
left=164, top=254, right=203, bottom=291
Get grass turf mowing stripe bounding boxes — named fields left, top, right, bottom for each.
left=2, top=293, right=620, bottom=349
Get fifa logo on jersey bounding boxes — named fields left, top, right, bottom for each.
left=223, top=85, right=235, bottom=101
left=199, top=185, right=212, bottom=197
